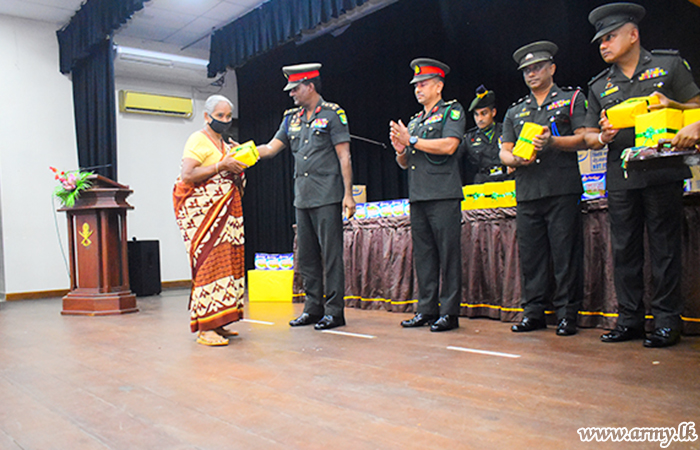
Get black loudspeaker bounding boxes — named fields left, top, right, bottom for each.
left=127, top=239, right=162, bottom=296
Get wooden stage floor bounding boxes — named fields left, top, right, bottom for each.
left=1, top=290, right=698, bottom=449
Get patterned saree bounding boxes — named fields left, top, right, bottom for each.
left=173, top=171, right=245, bottom=332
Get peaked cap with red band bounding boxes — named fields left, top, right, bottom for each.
left=282, top=62, right=322, bottom=91
left=409, top=58, right=450, bottom=84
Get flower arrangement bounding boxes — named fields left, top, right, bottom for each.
left=49, top=167, right=94, bottom=207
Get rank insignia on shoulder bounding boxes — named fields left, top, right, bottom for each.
left=450, top=109, right=461, bottom=120
left=651, top=49, right=680, bottom=56
left=322, top=101, right=340, bottom=111
left=284, top=106, right=302, bottom=116
left=337, top=109, right=348, bottom=125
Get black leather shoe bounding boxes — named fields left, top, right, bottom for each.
left=430, top=315, right=459, bottom=332
left=289, top=313, right=323, bottom=327
left=314, top=315, right=346, bottom=330
left=556, top=318, right=577, bottom=336
left=401, top=313, right=438, bottom=328
left=643, top=327, right=681, bottom=348
left=600, top=325, right=645, bottom=343
left=511, top=317, right=546, bottom=332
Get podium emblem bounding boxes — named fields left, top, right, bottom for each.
left=79, top=222, right=93, bottom=247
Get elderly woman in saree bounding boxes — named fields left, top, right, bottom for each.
left=173, top=94, right=250, bottom=346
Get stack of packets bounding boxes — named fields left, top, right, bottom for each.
left=229, top=140, right=259, bottom=167
left=254, top=253, right=294, bottom=270
left=512, top=122, right=545, bottom=160
left=461, top=180, right=516, bottom=210
left=353, top=199, right=410, bottom=220
left=607, top=97, right=700, bottom=176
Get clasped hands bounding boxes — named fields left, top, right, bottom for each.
left=389, top=120, right=410, bottom=153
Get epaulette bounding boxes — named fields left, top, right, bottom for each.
left=560, top=86, right=582, bottom=92
left=321, top=101, right=340, bottom=111
left=510, top=95, right=528, bottom=107
left=588, top=67, right=611, bottom=86
left=410, top=111, right=422, bottom=120
left=652, top=49, right=680, bottom=56
left=283, top=106, right=302, bottom=116
left=444, top=99, right=457, bottom=105
left=466, top=126, right=479, bottom=134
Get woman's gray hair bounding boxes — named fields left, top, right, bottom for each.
left=204, top=95, right=233, bottom=114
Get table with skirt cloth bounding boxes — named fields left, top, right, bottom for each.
left=292, top=195, right=700, bottom=334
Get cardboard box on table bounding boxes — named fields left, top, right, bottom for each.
left=578, top=149, right=608, bottom=200
left=634, top=108, right=683, bottom=147
left=352, top=185, right=367, bottom=204
left=461, top=180, right=516, bottom=210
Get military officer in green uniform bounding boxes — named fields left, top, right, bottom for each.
left=389, top=58, right=466, bottom=332
left=459, top=85, right=510, bottom=184
left=583, top=3, right=700, bottom=347
left=257, top=63, right=355, bottom=331
left=500, top=41, right=589, bottom=336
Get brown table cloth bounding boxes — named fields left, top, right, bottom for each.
left=293, top=194, right=700, bottom=334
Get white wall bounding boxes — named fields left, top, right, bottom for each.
left=0, top=14, right=78, bottom=294
left=0, top=13, right=238, bottom=294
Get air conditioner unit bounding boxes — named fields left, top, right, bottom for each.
left=118, top=90, right=193, bottom=118
left=114, top=45, right=215, bottom=88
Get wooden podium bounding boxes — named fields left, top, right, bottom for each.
left=59, top=175, right=138, bottom=315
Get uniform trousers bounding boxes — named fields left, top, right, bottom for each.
left=410, top=199, right=462, bottom=316
left=296, top=203, right=345, bottom=318
left=607, top=181, right=684, bottom=330
left=516, top=194, right=583, bottom=321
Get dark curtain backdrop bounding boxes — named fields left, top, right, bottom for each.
left=56, top=0, right=147, bottom=181
left=57, top=0, right=148, bottom=75
left=234, top=0, right=700, bottom=269
left=72, top=39, right=118, bottom=180
left=209, top=0, right=371, bottom=76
